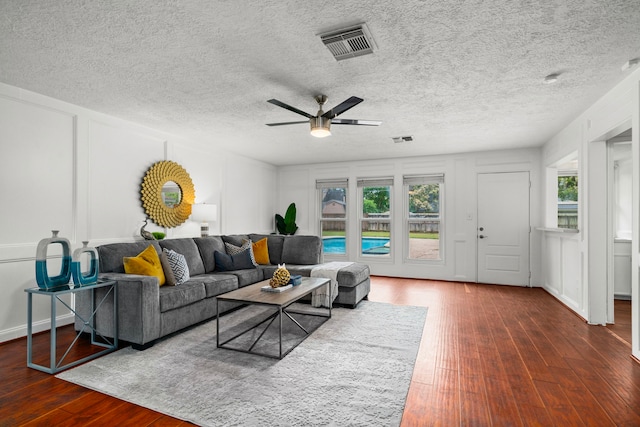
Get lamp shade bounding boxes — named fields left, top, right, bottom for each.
left=191, top=203, right=217, bottom=221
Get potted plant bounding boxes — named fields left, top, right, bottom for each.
left=275, top=203, right=298, bottom=235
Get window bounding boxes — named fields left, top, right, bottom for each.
left=404, top=174, right=443, bottom=260
left=317, top=179, right=348, bottom=256
left=358, top=177, right=393, bottom=257
left=557, top=169, right=578, bottom=229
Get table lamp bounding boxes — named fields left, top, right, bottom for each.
left=191, top=203, right=217, bottom=237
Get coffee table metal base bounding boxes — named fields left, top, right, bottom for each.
left=217, top=306, right=329, bottom=359
left=216, top=277, right=332, bottom=359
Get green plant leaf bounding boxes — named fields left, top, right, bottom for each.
left=276, top=203, right=298, bottom=235
left=284, top=203, right=296, bottom=224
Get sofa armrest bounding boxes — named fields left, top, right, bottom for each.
left=105, top=273, right=161, bottom=345
left=75, top=273, right=161, bottom=346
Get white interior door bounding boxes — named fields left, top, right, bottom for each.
left=477, top=172, right=530, bottom=286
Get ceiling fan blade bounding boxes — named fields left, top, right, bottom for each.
left=322, top=96, right=364, bottom=119
left=332, top=118, right=382, bottom=126
left=266, top=121, right=309, bottom=127
left=267, top=99, right=314, bottom=119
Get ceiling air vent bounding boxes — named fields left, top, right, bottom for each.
left=392, top=136, right=413, bottom=143
left=319, top=24, right=376, bottom=61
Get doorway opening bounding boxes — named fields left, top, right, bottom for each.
left=607, top=128, right=632, bottom=345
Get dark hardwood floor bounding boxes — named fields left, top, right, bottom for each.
left=1, top=277, right=637, bottom=426
left=606, top=299, right=632, bottom=347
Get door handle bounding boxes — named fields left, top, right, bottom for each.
left=479, top=235, right=488, bottom=239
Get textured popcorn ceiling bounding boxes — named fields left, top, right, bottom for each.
left=1, top=1, right=640, bottom=166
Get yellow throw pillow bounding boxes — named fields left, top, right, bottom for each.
left=252, top=238, right=270, bottom=265
left=123, top=244, right=166, bottom=286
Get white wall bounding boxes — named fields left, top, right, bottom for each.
left=277, top=148, right=542, bottom=283
left=0, top=83, right=276, bottom=343
left=540, top=66, right=640, bottom=359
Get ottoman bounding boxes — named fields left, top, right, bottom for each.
left=335, top=263, right=371, bottom=308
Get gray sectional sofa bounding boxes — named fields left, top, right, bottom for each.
left=75, top=234, right=370, bottom=349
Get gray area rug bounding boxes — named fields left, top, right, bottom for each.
left=57, top=301, right=427, bottom=426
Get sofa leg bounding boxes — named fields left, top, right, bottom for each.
left=132, top=341, right=155, bottom=351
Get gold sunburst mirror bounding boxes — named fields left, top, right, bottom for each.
left=141, top=161, right=195, bottom=228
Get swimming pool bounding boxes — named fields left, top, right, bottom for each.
left=323, top=237, right=390, bottom=255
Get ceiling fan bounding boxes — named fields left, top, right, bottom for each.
left=266, top=95, right=381, bottom=138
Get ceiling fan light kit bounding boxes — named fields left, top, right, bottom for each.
left=266, top=94, right=381, bottom=137
left=310, top=116, right=331, bottom=137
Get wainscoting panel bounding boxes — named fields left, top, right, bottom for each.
left=542, top=231, right=584, bottom=317
left=0, top=94, right=76, bottom=340
left=87, top=119, right=167, bottom=242
left=0, top=95, right=75, bottom=249
left=0, top=258, right=74, bottom=342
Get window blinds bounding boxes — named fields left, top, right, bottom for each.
left=356, top=177, right=394, bottom=187
left=315, top=178, right=348, bottom=189
left=402, top=174, right=444, bottom=185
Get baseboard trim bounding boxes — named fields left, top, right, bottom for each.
left=0, top=313, right=75, bottom=344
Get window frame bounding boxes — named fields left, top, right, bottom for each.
left=357, top=177, right=393, bottom=259
left=557, top=170, right=578, bottom=230
left=403, top=174, right=444, bottom=263
left=317, top=179, right=349, bottom=258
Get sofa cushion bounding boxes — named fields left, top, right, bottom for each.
left=337, top=263, right=371, bottom=288
left=250, top=234, right=284, bottom=265
left=260, top=264, right=313, bottom=282
left=281, top=235, right=322, bottom=265
left=123, top=244, right=166, bottom=286
left=284, top=264, right=318, bottom=277
left=159, top=281, right=206, bottom=313
left=193, top=274, right=238, bottom=298
left=222, top=234, right=249, bottom=247
left=257, top=265, right=277, bottom=279
left=163, top=248, right=190, bottom=285
left=159, top=238, right=205, bottom=276
left=214, top=250, right=255, bottom=271
left=230, top=268, right=264, bottom=287
left=194, top=236, right=225, bottom=273
left=98, top=241, right=162, bottom=273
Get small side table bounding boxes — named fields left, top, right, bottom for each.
left=25, top=279, right=118, bottom=374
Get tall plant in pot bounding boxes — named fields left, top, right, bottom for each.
left=275, top=203, right=298, bottom=235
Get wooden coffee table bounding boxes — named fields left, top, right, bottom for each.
left=216, top=277, right=331, bottom=359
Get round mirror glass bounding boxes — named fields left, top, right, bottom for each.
left=162, top=181, right=182, bottom=208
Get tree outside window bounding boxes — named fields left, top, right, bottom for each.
left=359, top=178, right=392, bottom=257
left=405, top=175, right=443, bottom=261
left=558, top=175, right=578, bottom=229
